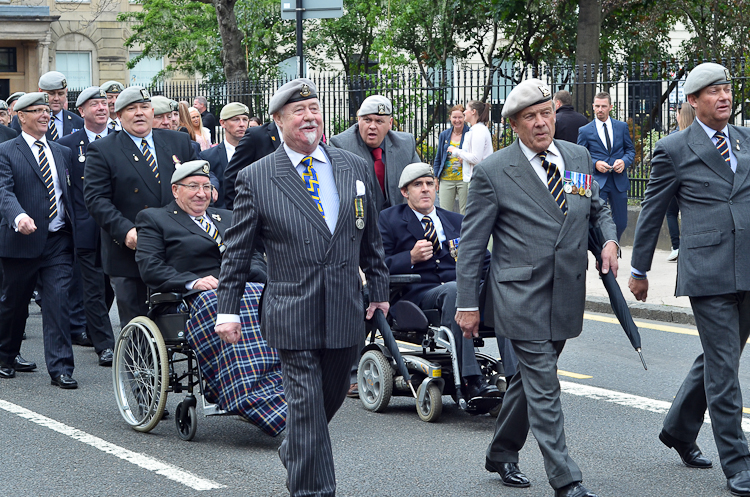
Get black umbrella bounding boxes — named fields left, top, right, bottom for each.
left=588, top=224, right=648, bottom=370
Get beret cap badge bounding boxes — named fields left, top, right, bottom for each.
left=61, top=79, right=67, bottom=88
left=202, top=163, right=210, bottom=174
left=42, top=93, right=49, bottom=103
left=300, top=84, right=311, bottom=97
left=99, top=89, right=107, bottom=98
left=140, top=89, right=151, bottom=99
left=725, top=68, right=732, bottom=81
left=377, top=103, right=386, bottom=114
left=538, top=86, right=551, bottom=98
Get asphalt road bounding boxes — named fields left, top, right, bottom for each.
left=2, top=306, right=749, bottom=497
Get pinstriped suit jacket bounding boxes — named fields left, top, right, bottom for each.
left=0, top=134, right=75, bottom=258
left=217, top=143, right=390, bottom=350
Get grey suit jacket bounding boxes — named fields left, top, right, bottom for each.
left=330, top=123, right=420, bottom=211
left=631, top=121, right=750, bottom=297
left=456, top=139, right=617, bottom=341
left=216, top=143, right=390, bottom=350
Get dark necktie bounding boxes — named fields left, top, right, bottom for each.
left=301, top=156, right=325, bottom=218
left=603, top=122, right=612, bottom=152
left=48, top=119, right=59, bottom=141
left=715, top=131, right=731, bottom=166
left=108, top=120, right=116, bottom=131
left=35, top=140, right=58, bottom=219
left=422, top=216, right=440, bottom=253
left=141, top=138, right=159, bottom=183
left=371, top=147, right=385, bottom=193
left=196, top=215, right=225, bottom=253
left=95, top=134, right=102, bottom=140
left=538, top=150, right=567, bottom=215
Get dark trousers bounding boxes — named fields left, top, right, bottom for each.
left=663, top=292, right=750, bottom=477
left=77, top=248, right=115, bottom=352
left=599, top=183, right=628, bottom=240
left=34, top=260, right=87, bottom=337
left=665, top=196, right=680, bottom=249
left=110, top=276, right=148, bottom=328
left=278, top=345, right=359, bottom=497
left=420, top=282, right=481, bottom=378
left=0, top=232, right=75, bottom=377
left=486, top=339, right=582, bottom=490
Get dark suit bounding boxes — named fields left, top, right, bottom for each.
left=554, top=105, right=588, bottom=143
left=84, top=128, right=198, bottom=324
left=201, top=110, right=217, bottom=144
left=577, top=118, right=635, bottom=239
left=200, top=142, right=229, bottom=208
left=0, top=135, right=76, bottom=377
left=379, top=203, right=489, bottom=378
left=216, top=144, right=389, bottom=496
left=58, top=129, right=115, bottom=353
left=224, top=121, right=280, bottom=209
left=0, top=124, right=17, bottom=143
left=14, top=109, right=83, bottom=140
left=631, top=120, right=750, bottom=478
left=456, top=139, right=617, bottom=490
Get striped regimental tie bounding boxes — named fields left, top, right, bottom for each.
left=48, top=119, right=59, bottom=141
left=715, top=131, right=731, bottom=166
left=34, top=140, right=58, bottom=219
left=301, top=156, right=325, bottom=218
left=538, top=150, right=567, bottom=215
left=140, top=138, right=160, bottom=183
left=422, top=216, right=440, bottom=253
left=196, top=215, right=225, bottom=253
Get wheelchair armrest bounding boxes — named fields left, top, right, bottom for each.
left=150, top=292, right=184, bottom=305
left=390, top=274, right=421, bottom=286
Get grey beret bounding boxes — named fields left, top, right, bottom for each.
left=268, top=78, right=318, bottom=115
left=398, top=162, right=435, bottom=188
left=114, top=86, right=151, bottom=113
left=358, top=95, right=392, bottom=116
left=38, top=71, right=67, bottom=91
left=151, top=95, right=172, bottom=116
left=171, top=160, right=211, bottom=184
left=75, top=86, right=107, bottom=107
left=683, top=63, right=732, bottom=96
left=502, top=78, right=552, bottom=118
left=7, top=92, right=25, bottom=105
left=101, top=81, right=125, bottom=94
left=0, top=100, right=7, bottom=111
left=220, top=102, right=249, bottom=120
left=15, top=92, right=50, bottom=112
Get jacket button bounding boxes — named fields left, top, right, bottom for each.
left=730, top=200, right=733, bottom=205
left=732, top=229, right=736, bottom=234
left=134, top=188, right=139, bottom=193
left=704, top=182, right=709, bottom=187
left=577, top=274, right=581, bottom=279
left=341, top=262, right=346, bottom=267
left=304, top=239, right=310, bottom=244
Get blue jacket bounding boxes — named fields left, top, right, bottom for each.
left=577, top=118, right=635, bottom=192
left=432, top=124, right=470, bottom=179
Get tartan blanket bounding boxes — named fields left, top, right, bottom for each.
left=185, top=282, right=286, bottom=436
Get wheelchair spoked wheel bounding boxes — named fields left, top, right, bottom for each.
left=357, top=349, right=393, bottom=412
left=113, top=317, right=169, bottom=432
left=416, top=382, right=442, bottom=422
left=174, top=401, right=198, bottom=441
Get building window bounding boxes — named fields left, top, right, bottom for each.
left=0, top=48, right=17, bottom=73
left=56, top=52, right=92, bottom=88
left=129, top=53, right=163, bottom=86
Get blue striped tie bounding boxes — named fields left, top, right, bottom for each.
left=141, top=139, right=160, bottom=183
left=715, top=131, right=731, bottom=166
left=301, top=156, right=325, bottom=218
left=48, top=119, right=59, bottom=141
left=34, top=140, right=58, bottom=219
left=539, top=150, right=567, bottom=215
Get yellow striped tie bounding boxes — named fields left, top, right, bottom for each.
left=35, top=140, right=58, bottom=219
left=422, top=216, right=440, bottom=252
left=141, top=139, right=159, bottom=183
left=48, top=119, right=59, bottom=141
left=539, top=150, right=567, bottom=215
left=715, top=131, right=731, bottom=165
left=196, top=216, right=225, bottom=253
left=301, top=156, right=325, bottom=218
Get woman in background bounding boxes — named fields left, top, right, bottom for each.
left=189, top=106, right=212, bottom=151
left=178, top=102, right=196, bottom=140
left=433, top=105, right=470, bottom=213
left=447, top=100, right=494, bottom=186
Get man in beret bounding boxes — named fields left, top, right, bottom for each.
left=151, top=95, right=175, bottom=131
left=456, top=79, right=618, bottom=497
left=0, top=92, right=78, bottom=388
left=84, top=86, right=198, bottom=326
left=101, top=80, right=124, bottom=131
left=630, top=62, right=750, bottom=496
left=331, top=95, right=421, bottom=211
left=214, top=78, right=389, bottom=497
left=58, top=87, right=116, bottom=366
left=200, top=102, right=250, bottom=209
left=169, top=99, right=181, bottom=131
left=378, top=163, right=500, bottom=400
left=13, top=71, right=84, bottom=141
left=7, top=92, right=25, bottom=132
left=0, top=100, right=16, bottom=143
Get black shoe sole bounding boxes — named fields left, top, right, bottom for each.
left=485, top=460, right=531, bottom=488
left=659, top=431, right=712, bottom=469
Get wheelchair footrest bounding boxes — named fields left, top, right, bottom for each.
left=465, top=396, right=503, bottom=415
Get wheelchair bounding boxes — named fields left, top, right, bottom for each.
left=112, top=292, right=227, bottom=441
left=357, top=275, right=505, bottom=423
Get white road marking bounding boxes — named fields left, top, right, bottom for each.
left=560, top=380, right=750, bottom=433
left=0, top=398, right=225, bottom=490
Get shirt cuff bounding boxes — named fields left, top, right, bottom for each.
left=216, top=313, right=240, bottom=326
left=186, top=279, right=198, bottom=290
left=630, top=267, right=646, bottom=276
left=457, top=307, right=480, bottom=312
left=13, top=213, right=29, bottom=231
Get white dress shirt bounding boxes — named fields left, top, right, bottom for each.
left=125, top=130, right=158, bottom=170
left=224, top=141, right=236, bottom=164
left=696, top=117, right=737, bottom=173
left=595, top=117, right=614, bottom=150
left=15, top=132, right=66, bottom=232
left=285, top=143, right=340, bottom=234
left=518, top=139, right=566, bottom=184
left=185, top=212, right=220, bottom=290
left=84, top=127, right=110, bottom=144
left=411, top=207, right=446, bottom=243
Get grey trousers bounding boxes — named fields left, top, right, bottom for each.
left=486, top=339, right=582, bottom=489
left=663, top=292, right=750, bottom=477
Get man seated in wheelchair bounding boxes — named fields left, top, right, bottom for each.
left=134, top=159, right=285, bottom=436
left=378, top=162, right=501, bottom=400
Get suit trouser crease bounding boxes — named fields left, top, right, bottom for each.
left=486, top=339, right=582, bottom=489
left=77, top=248, right=115, bottom=352
left=599, top=183, right=627, bottom=240
left=663, top=293, right=750, bottom=477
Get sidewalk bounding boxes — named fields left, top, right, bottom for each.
left=585, top=246, right=695, bottom=325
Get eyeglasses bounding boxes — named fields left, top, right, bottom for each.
left=19, top=108, right=51, bottom=116
left=176, top=183, right=213, bottom=193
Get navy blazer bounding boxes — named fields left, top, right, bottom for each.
left=12, top=109, right=83, bottom=141
left=378, top=203, right=489, bottom=305
left=432, top=124, right=470, bottom=179
left=0, top=135, right=75, bottom=258
left=224, top=121, right=280, bottom=209
left=200, top=142, right=229, bottom=208
left=0, top=124, right=17, bottom=144
left=577, top=118, right=635, bottom=192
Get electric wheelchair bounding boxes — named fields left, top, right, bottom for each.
left=357, top=274, right=506, bottom=423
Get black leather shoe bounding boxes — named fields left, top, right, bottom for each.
left=555, top=482, right=598, bottom=497
left=13, top=355, right=37, bottom=372
left=485, top=460, right=530, bottom=488
left=659, top=430, right=713, bottom=468
left=728, top=470, right=750, bottom=496
left=467, top=376, right=501, bottom=399
left=98, top=349, right=113, bottom=367
left=71, top=332, right=93, bottom=347
left=50, top=374, right=78, bottom=389
left=0, top=364, right=15, bottom=378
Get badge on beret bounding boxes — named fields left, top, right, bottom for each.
left=99, top=89, right=107, bottom=98
left=300, top=84, right=311, bottom=97
left=172, top=155, right=181, bottom=165
left=538, top=86, right=551, bottom=98
left=42, top=93, right=49, bottom=103
left=202, top=163, right=210, bottom=174
left=61, top=79, right=67, bottom=88
left=378, top=103, right=386, bottom=114
left=140, top=89, right=151, bottom=99
left=725, top=68, right=732, bottom=81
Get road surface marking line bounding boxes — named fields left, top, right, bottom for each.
left=584, top=313, right=699, bottom=336
left=560, top=381, right=750, bottom=433
left=559, top=370, right=593, bottom=379
left=0, top=398, right=225, bottom=491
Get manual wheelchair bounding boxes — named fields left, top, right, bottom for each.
left=357, top=275, right=506, bottom=423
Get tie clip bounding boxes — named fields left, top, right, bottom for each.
left=133, top=154, right=139, bottom=162
left=737, top=140, right=740, bottom=151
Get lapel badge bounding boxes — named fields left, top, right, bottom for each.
left=538, top=86, right=551, bottom=98
left=737, top=139, right=740, bottom=151
left=67, top=115, right=72, bottom=120
left=172, top=154, right=181, bottom=165
left=271, top=136, right=276, bottom=141
left=211, top=213, right=221, bottom=222
left=133, top=154, right=139, bottom=162
left=300, top=84, right=311, bottom=97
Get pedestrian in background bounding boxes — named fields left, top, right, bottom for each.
left=189, top=106, right=211, bottom=151
left=433, top=104, right=470, bottom=213
left=446, top=100, right=493, bottom=184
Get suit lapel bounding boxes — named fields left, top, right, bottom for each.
left=154, top=133, right=178, bottom=202
left=168, top=201, right=215, bottom=241
left=439, top=209, right=460, bottom=240
left=17, top=138, right=45, bottom=184
left=206, top=207, right=230, bottom=237
left=327, top=145, right=353, bottom=240
left=504, top=142, right=565, bottom=225
left=119, top=132, right=162, bottom=198
left=270, top=147, right=331, bottom=239
left=403, top=206, right=426, bottom=242
left=268, top=122, right=281, bottom=150
left=687, top=122, right=735, bottom=186
left=554, top=141, right=586, bottom=244
left=730, top=126, right=750, bottom=197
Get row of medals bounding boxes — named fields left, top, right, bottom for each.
left=563, top=181, right=592, bottom=197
